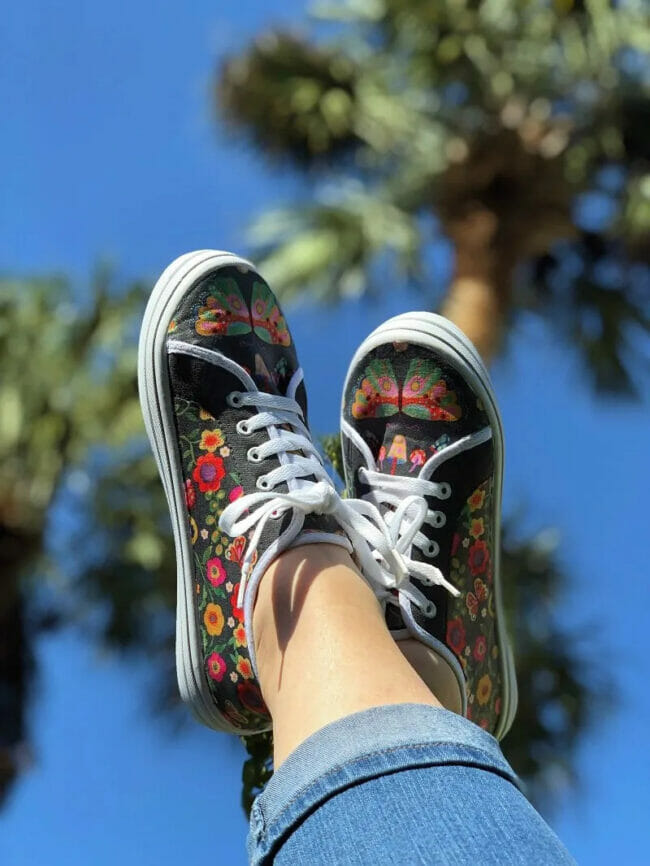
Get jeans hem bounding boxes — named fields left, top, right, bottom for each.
left=246, top=704, right=520, bottom=865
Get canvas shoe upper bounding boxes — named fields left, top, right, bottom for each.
left=139, top=251, right=411, bottom=735
left=340, top=313, right=517, bottom=739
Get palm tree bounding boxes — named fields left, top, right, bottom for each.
left=218, top=0, right=648, bottom=381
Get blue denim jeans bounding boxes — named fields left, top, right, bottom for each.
left=247, top=704, right=576, bottom=865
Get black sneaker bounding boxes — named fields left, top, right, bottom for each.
left=138, top=251, right=400, bottom=734
left=340, top=313, right=517, bottom=739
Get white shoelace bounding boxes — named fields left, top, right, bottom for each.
left=218, top=384, right=430, bottom=609
left=353, top=427, right=493, bottom=619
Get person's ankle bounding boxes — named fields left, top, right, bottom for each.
left=251, top=543, right=376, bottom=708
left=253, top=543, right=362, bottom=640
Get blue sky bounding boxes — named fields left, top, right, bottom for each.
left=1, top=1, right=648, bottom=863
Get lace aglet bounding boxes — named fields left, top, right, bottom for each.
left=237, top=561, right=253, bottom=609
left=444, top=580, right=461, bottom=598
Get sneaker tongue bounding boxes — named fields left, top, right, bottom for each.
left=233, top=340, right=308, bottom=417
left=378, top=418, right=456, bottom=477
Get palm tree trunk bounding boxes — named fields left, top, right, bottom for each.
left=440, top=207, right=516, bottom=365
left=0, top=531, right=38, bottom=807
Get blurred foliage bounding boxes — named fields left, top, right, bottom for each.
left=2, top=0, right=647, bottom=824
left=0, top=271, right=146, bottom=806
left=0, top=270, right=610, bottom=818
left=218, top=0, right=649, bottom=386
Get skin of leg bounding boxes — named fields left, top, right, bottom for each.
left=252, top=543, right=442, bottom=769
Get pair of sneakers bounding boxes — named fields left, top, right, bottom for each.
left=138, top=251, right=517, bottom=741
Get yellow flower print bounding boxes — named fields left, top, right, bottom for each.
left=189, top=517, right=198, bottom=544
left=199, top=428, right=225, bottom=452
left=233, top=622, right=247, bottom=648
left=468, top=487, right=486, bottom=512
left=469, top=517, right=485, bottom=539
left=204, top=603, right=225, bottom=636
left=236, top=656, right=254, bottom=679
left=199, top=408, right=215, bottom=421
left=477, top=674, right=492, bottom=706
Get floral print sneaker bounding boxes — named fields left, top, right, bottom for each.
left=340, top=313, right=518, bottom=740
left=138, top=251, right=402, bottom=735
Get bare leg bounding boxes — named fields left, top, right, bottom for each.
left=252, top=543, right=441, bottom=768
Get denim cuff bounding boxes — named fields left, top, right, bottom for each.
left=247, top=703, right=520, bottom=865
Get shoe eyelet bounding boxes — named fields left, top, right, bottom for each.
left=438, top=482, right=451, bottom=499
left=248, top=447, right=262, bottom=463
left=227, top=392, right=243, bottom=408
left=424, top=540, right=440, bottom=557
left=423, top=601, right=437, bottom=619
left=236, top=420, right=251, bottom=435
left=432, top=512, right=446, bottom=528
left=256, top=476, right=270, bottom=490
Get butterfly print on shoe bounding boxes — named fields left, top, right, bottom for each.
left=351, top=358, right=462, bottom=421
left=194, top=277, right=291, bottom=346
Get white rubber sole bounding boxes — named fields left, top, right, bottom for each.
left=341, top=312, right=518, bottom=740
left=138, top=249, right=270, bottom=735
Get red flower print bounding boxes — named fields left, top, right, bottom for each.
left=184, top=479, right=196, bottom=509
left=233, top=622, right=247, bottom=647
left=206, top=652, right=226, bottom=682
left=474, top=578, right=487, bottom=602
left=451, top=532, right=461, bottom=557
left=229, top=485, right=244, bottom=502
left=206, top=557, right=226, bottom=587
left=446, top=617, right=466, bottom=655
left=479, top=719, right=489, bottom=730
left=236, top=656, right=253, bottom=679
left=466, top=592, right=479, bottom=617
left=238, top=682, right=269, bottom=717
left=473, top=635, right=487, bottom=662
left=494, top=697, right=501, bottom=717
left=468, top=539, right=490, bottom=577
left=199, top=428, right=224, bottom=452
left=193, top=454, right=226, bottom=493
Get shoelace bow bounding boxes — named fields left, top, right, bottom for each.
left=353, top=428, right=493, bottom=619
left=218, top=386, right=428, bottom=609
